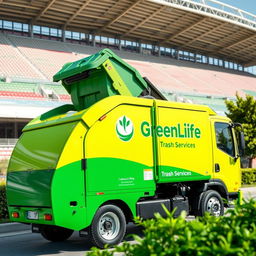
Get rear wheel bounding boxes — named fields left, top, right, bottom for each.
left=90, top=205, right=126, bottom=248
left=41, top=225, right=74, bottom=242
left=199, top=190, right=224, bottom=216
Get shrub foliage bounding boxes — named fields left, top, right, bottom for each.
left=242, top=168, right=256, bottom=185
left=88, top=200, right=256, bottom=256
left=0, top=185, right=8, bottom=220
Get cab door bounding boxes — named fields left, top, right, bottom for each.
left=211, top=119, right=241, bottom=193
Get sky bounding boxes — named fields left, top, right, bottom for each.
left=219, top=0, right=256, bottom=15
left=218, top=1, right=256, bottom=73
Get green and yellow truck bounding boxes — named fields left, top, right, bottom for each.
left=6, top=49, right=245, bottom=248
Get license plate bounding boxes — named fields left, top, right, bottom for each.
left=26, top=211, right=39, bottom=220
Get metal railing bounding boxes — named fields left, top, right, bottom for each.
left=149, top=0, right=256, bottom=31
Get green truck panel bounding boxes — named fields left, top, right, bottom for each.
left=7, top=169, right=54, bottom=207
left=8, top=122, right=76, bottom=172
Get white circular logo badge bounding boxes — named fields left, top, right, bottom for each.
left=116, top=116, right=134, bottom=142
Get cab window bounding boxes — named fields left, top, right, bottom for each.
left=215, top=122, right=235, bottom=157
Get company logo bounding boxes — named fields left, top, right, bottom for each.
left=116, top=116, right=134, bottom=142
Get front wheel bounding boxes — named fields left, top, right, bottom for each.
left=90, top=204, right=126, bottom=248
left=199, top=190, right=224, bottom=216
left=41, top=225, right=74, bottom=242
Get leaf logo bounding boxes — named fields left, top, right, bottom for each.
left=116, top=116, right=134, bottom=142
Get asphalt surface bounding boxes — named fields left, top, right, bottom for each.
left=0, top=186, right=255, bottom=256
left=242, top=186, right=256, bottom=200
left=0, top=231, right=89, bottom=256
left=0, top=223, right=141, bottom=256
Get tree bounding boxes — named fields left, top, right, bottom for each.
left=225, top=94, right=256, bottom=167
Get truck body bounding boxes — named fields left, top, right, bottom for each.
left=6, top=49, right=243, bottom=248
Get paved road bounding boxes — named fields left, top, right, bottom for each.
left=241, top=186, right=256, bottom=200
left=0, top=223, right=141, bottom=256
left=0, top=187, right=255, bottom=256
left=0, top=231, right=89, bottom=256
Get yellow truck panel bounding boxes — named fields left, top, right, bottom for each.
left=156, top=106, right=212, bottom=182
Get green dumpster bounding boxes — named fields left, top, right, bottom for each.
left=53, top=49, right=149, bottom=111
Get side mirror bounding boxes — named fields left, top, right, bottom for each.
left=239, top=131, right=246, bottom=156
left=232, top=123, right=246, bottom=157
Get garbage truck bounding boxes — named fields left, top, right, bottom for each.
left=6, top=49, right=245, bottom=248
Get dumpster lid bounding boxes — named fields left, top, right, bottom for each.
left=53, top=49, right=112, bottom=82
left=53, top=48, right=146, bottom=89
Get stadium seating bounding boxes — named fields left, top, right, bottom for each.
left=179, top=64, right=255, bottom=96
left=0, top=80, right=71, bottom=102
left=0, top=33, right=45, bottom=80
left=243, top=90, right=256, bottom=97
left=0, top=91, right=43, bottom=98
left=127, top=59, right=256, bottom=96
left=58, top=94, right=71, bottom=101
left=0, top=32, right=255, bottom=108
left=0, top=148, right=13, bottom=160
left=0, top=97, right=68, bottom=108
left=0, top=82, right=45, bottom=100
left=0, top=139, right=17, bottom=160
left=126, top=60, right=193, bottom=93
left=7, top=35, right=80, bottom=80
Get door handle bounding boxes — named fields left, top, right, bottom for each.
left=81, top=158, right=87, bottom=170
left=215, top=163, right=220, bottom=172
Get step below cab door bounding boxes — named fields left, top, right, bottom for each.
left=211, top=119, right=241, bottom=193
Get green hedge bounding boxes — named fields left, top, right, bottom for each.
left=88, top=200, right=256, bottom=256
left=0, top=159, right=9, bottom=221
left=242, top=168, right=256, bottom=185
left=0, top=185, right=9, bottom=220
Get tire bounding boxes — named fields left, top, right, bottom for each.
left=41, top=225, right=74, bottom=242
left=199, top=190, right=224, bottom=217
left=90, top=204, right=126, bottom=248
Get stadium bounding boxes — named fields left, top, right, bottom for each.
left=0, top=0, right=255, bottom=162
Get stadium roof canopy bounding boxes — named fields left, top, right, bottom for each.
left=0, top=0, right=256, bottom=66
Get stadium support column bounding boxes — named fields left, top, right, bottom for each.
left=14, top=122, right=18, bottom=138
left=62, top=26, right=66, bottom=42
left=118, top=38, right=122, bottom=51
left=92, top=34, right=96, bottom=47
left=138, top=41, right=142, bottom=54
left=29, top=22, right=33, bottom=38
left=175, top=50, right=180, bottom=60
left=206, top=56, right=209, bottom=65
left=157, top=45, right=161, bottom=57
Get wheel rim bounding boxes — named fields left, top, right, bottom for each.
left=98, top=211, right=120, bottom=240
left=206, top=196, right=221, bottom=216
